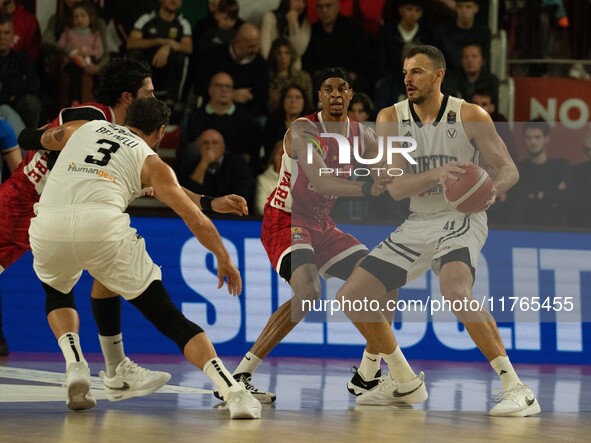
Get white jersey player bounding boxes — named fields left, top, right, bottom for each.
left=336, top=45, right=540, bottom=417
left=29, top=98, right=262, bottom=419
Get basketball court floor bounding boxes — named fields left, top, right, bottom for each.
left=1, top=354, right=589, bottom=442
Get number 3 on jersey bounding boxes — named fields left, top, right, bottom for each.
left=85, top=139, right=120, bottom=166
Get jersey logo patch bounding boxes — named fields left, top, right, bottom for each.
left=447, top=110, right=456, bottom=124
left=447, top=128, right=457, bottom=138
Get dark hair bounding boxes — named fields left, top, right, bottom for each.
left=69, top=1, right=99, bottom=33
left=95, top=58, right=152, bottom=106
left=217, top=0, right=239, bottom=20
left=124, top=98, right=171, bottom=134
left=268, top=37, right=297, bottom=75
left=349, top=92, right=374, bottom=114
left=406, top=45, right=446, bottom=71
left=523, top=118, right=550, bottom=136
left=0, top=13, right=12, bottom=26
left=317, top=67, right=353, bottom=91
left=279, top=83, right=312, bottom=119
left=274, top=0, right=307, bottom=36
left=472, top=88, right=495, bottom=104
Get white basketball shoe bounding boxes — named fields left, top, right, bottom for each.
left=356, top=372, right=428, bottom=406
left=489, top=383, right=541, bottom=417
left=226, top=388, right=262, bottom=419
left=99, top=357, right=171, bottom=401
left=65, top=362, right=96, bottom=411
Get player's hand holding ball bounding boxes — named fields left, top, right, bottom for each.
left=442, top=163, right=494, bottom=213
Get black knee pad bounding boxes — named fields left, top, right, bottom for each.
left=130, top=280, right=204, bottom=351
left=279, top=249, right=315, bottom=283
left=43, top=282, right=76, bottom=316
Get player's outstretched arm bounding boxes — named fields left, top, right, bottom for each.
left=288, top=121, right=367, bottom=197
left=181, top=187, right=249, bottom=216
left=18, top=120, right=89, bottom=151
left=142, top=155, right=242, bottom=295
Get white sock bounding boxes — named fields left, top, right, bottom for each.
left=381, top=347, right=416, bottom=382
left=203, top=357, right=242, bottom=399
left=233, top=351, right=262, bottom=376
left=98, top=333, right=126, bottom=377
left=58, top=333, right=87, bottom=369
left=358, top=349, right=381, bottom=380
left=490, top=355, right=522, bottom=389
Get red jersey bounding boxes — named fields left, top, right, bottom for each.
left=268, top=111, right=363, bottom=230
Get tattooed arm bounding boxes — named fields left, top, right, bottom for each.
left=18, top=120, right=89, bottom=151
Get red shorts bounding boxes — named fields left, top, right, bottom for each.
left=0, top=178, right=36, bottom=272
left=261, top=205, right=367, bottom=278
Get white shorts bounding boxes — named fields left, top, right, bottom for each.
left=366, top=211, right=487, bottom=285
left=29, top=205, right=161, bottom=300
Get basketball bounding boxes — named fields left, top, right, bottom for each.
left=444, top=164, right=493, bottom=213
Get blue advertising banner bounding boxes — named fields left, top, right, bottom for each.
left=2, top=217, right=590, bottom=364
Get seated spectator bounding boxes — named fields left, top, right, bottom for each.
left=175, top=128, right=255, bottom=206
left=267, top=37, right=313, bottom=113
left=0, top=115, right=21, bottom=182
left=0, top=0, right=40, bottom=60
left=572, top=129, right=591, bottom=227
left=57, top=1, right=105, bottom=107
left=236, top=0, right=281, bottom=27
left=127, top=0, right=192, bottom=106
left=303, top=0, right=371, bottom=94
left=306, top=0, right=384, bottom=38
left=443, top=44, right=499, bottom=105
left=432, top=0, right=490, bottom=72
left=199, top=0, right=239, bottom=55
left=182, top=72, right=257, bottom=164
left=42, top=0, right=110, bottom=115
left=263, top=84, right=311, bottom=168
left=471, top=88, right=515, bottom=159
left=348, top=92, right=373, bottom=123
left=195, top=23, right=268, bottom=117
left=509, top=119, right=575, bottom=227
left=0, top=14, right=41, bottom=129
left=254, top=140, right=282, bottom=215
left=260, top=0, right=310, bottom=70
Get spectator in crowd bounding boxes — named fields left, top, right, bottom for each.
left=471, top=88, right=515, bottom=159
left=254, top=140, right=282, bottom=215
left=236, top=0, right=280, bottom=27
left=303, top=0, right=370, bottom=94
left=0, top=0, right=40, bottom=61
left=175, top=128, right=255, bottom=206
left=195, top=23, right=268, bottom=117
left=127, top=0, right=192, bottom=106
left=42, top=0, right=110, bottom=114
left=377, top=0, right=430, bottom=83
left=572, top=129, right=591, bottom=227
left=57, top=1, right=105, bottom=107
left=510, top=119, right=575, bottom=227
left=306, top=0, right=385, bottom=38
left=181, top=72, right=257, bottom=165
left=347, top=92, right=373, bottom=123
left=0, top=116, right=22, bottom=356
left=260, top=0, right=310, bottom=70
left=198, top=0, right=239, bottom=55
left=263, top=84, right=311, bottom=168
left=0, top=14, right=41, bottom=129
left=443, top=44, right=499, bottom=105
left=267, top=37, right=313, bottom=113
left=432, top=0, right=490, bottom=72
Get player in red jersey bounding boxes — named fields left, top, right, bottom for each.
left=3, top=58, right=247, bottom=409
left=216, top=68, right=423, bottom=404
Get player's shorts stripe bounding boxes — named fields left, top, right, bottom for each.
left=391, top=241, right=420, bottom=257
left=383, top=239, right=416, bottom=263
left=436, top=215, right=471, bottom=248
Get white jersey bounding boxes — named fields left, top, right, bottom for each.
left=395, top=95, right=478, bottom=215
left=38, top=120, right=156, bottom=212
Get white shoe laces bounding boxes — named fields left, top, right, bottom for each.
left=494, top=383, right=528, bottom=402
left=118, top=358, right=149, bottom=379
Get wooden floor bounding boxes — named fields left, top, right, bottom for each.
left=1, top=354, right=590, bottom=442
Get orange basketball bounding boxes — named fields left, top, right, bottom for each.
left=444, top=164, right=493, bottom=213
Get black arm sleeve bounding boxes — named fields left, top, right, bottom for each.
left=18, top=128, right=47, bottom=150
